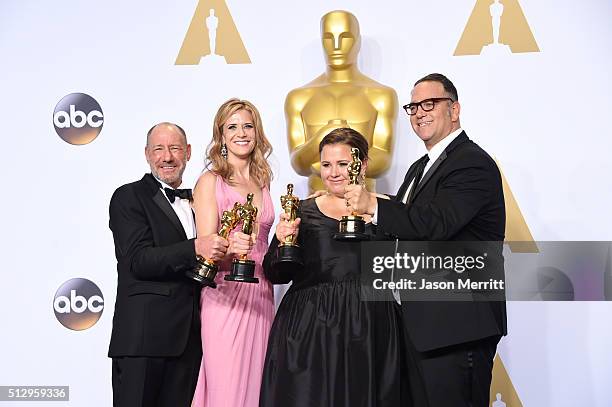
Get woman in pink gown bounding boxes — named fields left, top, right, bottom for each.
left=192, top=98, right=275, bottom=407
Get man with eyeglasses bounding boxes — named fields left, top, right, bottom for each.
left=344, top=73, right=506, bottom=407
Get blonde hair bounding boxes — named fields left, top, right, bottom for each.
left=205, top=98, right=273, bottom=187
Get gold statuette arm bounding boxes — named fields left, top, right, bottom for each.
left=285, top=89, right=319, bottom=176
left=368, top=88, right=398, bottom=177
left=285, top=90, right=307, bottom=151
left=290, top=135, right=325, bottom=177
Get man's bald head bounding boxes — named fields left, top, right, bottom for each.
left=146, top=122, right=188, bottom=147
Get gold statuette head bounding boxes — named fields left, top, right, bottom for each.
left=218, top=209, right=240, bottom=238
left=280, top=184, right=300, bottom=223
left=240, top=193, right=258, bottom=235
left=321, top=10, right=361, bottom=68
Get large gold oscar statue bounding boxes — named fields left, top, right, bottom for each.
left=285, top=10, right=398, bottom=192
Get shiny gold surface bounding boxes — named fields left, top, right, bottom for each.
left=285, top=10, right=398, bottom=192
left=280, top=184, right=300, bottom=245
left=218, top=209, right=239, bottom=239
left=238, top=193, right=258, bottom=261
left=194, top=205, right=242, bottom=279
left=346, top=147, right=362, bottom=185
left=240, top=193, right=258, bottom=236
left=346, top=147, right=364, bottom=218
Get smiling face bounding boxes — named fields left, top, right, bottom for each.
left=320, top=143, right=367, bottom=198
left=222, top=109, right=256, bottom=160
left=145, top=124, right=191, bottom=188
left=321, top=11, right=361, bottom=69
left=409, top=80, right=461, bottom=149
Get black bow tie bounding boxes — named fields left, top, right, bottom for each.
left=164, top=188, right=192, bottom=203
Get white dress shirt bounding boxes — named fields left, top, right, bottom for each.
left=373, top=128, right=463, bottom=223
left=373, top=128, right=463, bottom=304
left=156, top=177, right=196, bottom=239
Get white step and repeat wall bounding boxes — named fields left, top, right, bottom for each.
left=1, top=0, right=611, bottom=405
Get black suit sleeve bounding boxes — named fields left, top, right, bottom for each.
left=378, top=153, right=501, bottom=241
left=109, top=187, right=196, bottom=280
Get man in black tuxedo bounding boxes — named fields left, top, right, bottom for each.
left=108, top=122, right=229, bottom=407
left=345, top=73, right=507, bottom=407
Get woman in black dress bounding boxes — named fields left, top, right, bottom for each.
left=260, top=128, right=404, bottom=407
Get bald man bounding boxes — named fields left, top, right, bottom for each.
left=108, top=123, right=228, bottom=407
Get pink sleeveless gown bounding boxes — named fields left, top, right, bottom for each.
left=192, top=175, right=275, bottom=407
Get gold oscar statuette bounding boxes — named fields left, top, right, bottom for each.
left=334, top=147, right=369, bottom=241
left=272, top=184, right=304, bottom=273
left=226, top=193, right=260, bottom=283
left=185, top=207, right=241, bottom=288
left=285, top=10, right=398, bottom=193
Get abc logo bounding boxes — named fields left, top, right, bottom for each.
left=53, top=93, right=104, bottom=145
left=53, top=278, right=104, bottom=331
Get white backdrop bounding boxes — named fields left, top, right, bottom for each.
left=1, top=0, right=611, bottom=405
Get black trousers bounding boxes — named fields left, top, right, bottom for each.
left=402, top=329, right=501, bottom=407
left=112, top=324, right=202, bottom=407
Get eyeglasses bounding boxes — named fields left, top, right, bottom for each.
left=403, top=97, right=454, bottom=116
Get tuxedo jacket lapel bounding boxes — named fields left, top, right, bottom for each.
left=394, top=174, right=411, bottom=203
left=144, top=174, right=188, bottom=239
left=153, top=191, right=187, bottom=239
left=412, top=151, right=447, bottom=199
left=395, top=155, right=428, bottom=203
left=410, top=132, right=470, bottom=202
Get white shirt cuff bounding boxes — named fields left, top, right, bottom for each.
left=372, top=202, right=379, bottom=225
